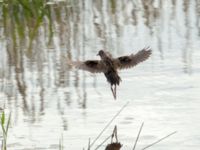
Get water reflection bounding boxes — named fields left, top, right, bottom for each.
left=0, top=0, right=200, bottom=149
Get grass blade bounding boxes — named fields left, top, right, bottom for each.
left=94, top=134, right=112, bottom=150
left=89, top=102, right=129, bottom=148
left=1, top=111, right=5, bottom=125
left=133, top=122, right=144, bottom=150
left=141, top=131, right=177, bottom=150
left=6, top=113, right=11, bottom=134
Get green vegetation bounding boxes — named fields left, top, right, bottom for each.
left=0, top=0, right=53, bottom=53
left=1, top=111, right=11, bottom=150
left=59, top=134, right=64, bottom=150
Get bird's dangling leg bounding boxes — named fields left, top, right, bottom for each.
left=110, top=85, right=116, bottom=99
left=114, top=85, right=117, bottom=99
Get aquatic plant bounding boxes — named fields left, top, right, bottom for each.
left=94, top=124, right=177, bottom=150
left=0, top=0, right=53, bottom=53
left=0, top=111, right=11, bottom=150
left=59, top=134, right=64, bottom=150
left=84, top=102, right=177, bottom=150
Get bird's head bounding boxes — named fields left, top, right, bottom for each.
left=97, top=50, right=113, bottom=60
left=97, top=50, right=106, bottom=58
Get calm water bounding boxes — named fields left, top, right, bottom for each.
left=0, top=0, right=200, bottom=149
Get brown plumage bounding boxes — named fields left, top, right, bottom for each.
left=72, top=47, right=152, bottom=99
left=105, top=143, right=122, bottom=150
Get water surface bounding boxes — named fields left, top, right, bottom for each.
left=0, top=0, right=200, bottom=149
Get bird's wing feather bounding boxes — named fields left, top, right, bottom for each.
left=71, top=60, right=107, bottom=73
left=114, top=47, right=152, bottom=70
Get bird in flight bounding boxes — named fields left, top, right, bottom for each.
left=71, top=47, right=152, bottom=99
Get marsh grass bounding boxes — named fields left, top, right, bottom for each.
left=0, top=0, right=54, bottom=54
left=0, top=111, right=11, bottom=150
left=0, top=0, right=117, bottom=60
left=84, top=102, right=176, bottom=150
left=59, top=134, right=64, bottom=150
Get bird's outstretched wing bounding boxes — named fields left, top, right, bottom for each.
left=114, top=47, right=152, bottom=70
left=71, top=60, right=107, bottom=73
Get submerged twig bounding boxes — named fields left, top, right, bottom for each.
left=132, top=122, right=144, bottom=150
left=141, top=131, right=177, bottom=150
left=89, top=102, right=129, bottom=148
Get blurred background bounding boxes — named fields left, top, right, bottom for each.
left=0, top=0, right=200, bottom=149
